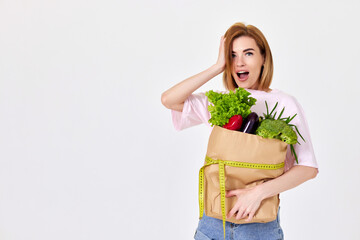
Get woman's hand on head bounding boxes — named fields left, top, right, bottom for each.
left=161, top=36, right=227, bottom=110
left=226, top=186, right=264, bottom=222
left=215, top=36, right=226, bottom=73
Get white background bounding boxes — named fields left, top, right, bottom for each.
left=1, top=0, right=359, bottom=239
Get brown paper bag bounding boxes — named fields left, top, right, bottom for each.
left=200, top=125, right=287, bottom=224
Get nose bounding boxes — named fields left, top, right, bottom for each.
left=235, top=56, right=245, bottom=67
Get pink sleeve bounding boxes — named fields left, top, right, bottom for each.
left=171, top=93, right=212, bottom=131
left=283, top=96, right=319, bottom=171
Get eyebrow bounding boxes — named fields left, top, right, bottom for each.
left=232, top=48, right=255, bottom=53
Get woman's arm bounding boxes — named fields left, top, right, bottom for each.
left=258, top=165, right=318, bottom=200
left=226, top=165, right=318, bottom=221
left=161, top=36, right=226, bottom=112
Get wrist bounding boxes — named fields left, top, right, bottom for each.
left=255, top=182, right=272, bottom=201
left=211, top=63, right=225, bottom=75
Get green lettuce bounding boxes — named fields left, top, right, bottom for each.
left=205, top=88, right=256, bottom=127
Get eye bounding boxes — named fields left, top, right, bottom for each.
left=245, top=52, right=253, bottom=56
left=232, top=53, right=236, bottom=58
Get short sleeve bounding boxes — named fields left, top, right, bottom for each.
left=282, top=96, right=319, bottom=171
left=171, top=93, right=212, bottom=131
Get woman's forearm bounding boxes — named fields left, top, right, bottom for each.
left=161, top=64, right=223, bottom=111
left=161, top=36, right=226, bottom=112
left=257, top=165, right=318, bottom=200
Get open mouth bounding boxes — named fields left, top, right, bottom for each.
left=236, top=71, right=249, bottom=80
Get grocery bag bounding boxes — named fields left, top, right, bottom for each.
left=199, top=125, right=287, bottom=225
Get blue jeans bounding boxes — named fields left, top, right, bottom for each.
left=194, top=208, right=284, bottom=240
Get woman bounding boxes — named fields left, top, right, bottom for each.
left=161, top=22, right=318, bottom=240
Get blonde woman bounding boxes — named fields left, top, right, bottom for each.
left=161, top=22, right=318, bottom=240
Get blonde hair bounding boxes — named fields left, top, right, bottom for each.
left=223, top=22, right=273, bottom=91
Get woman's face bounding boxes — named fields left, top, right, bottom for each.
left=231, top=36, right=264, bottom=90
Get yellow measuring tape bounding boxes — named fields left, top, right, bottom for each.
left=199, top=156, right=285, bottom=239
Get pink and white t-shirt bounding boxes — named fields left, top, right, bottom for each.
left=171, top=88, right=318, bottom=172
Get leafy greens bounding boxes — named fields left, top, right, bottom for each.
left=205, top=88, right=256, bottom=127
